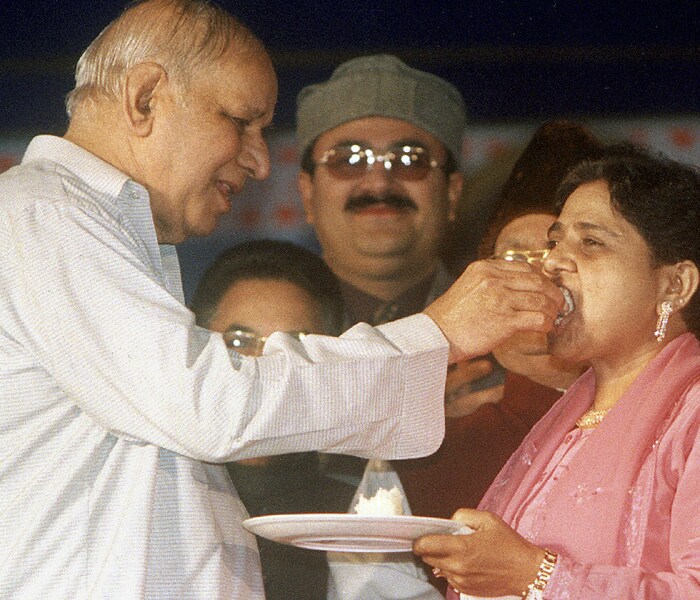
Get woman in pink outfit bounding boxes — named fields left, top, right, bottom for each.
left=414, top=143, right=700, bottom=600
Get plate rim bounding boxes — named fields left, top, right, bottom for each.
left=243, top=512, right=463, bottom=527
left=242, top=512, right=468, bottom=553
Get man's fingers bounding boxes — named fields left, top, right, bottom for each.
left=446, top=358, right=493, bottom=387
left=500, top=269, right=564, bottom=311
left=503, top=288, right=561, bottom=325
left=506, top=277, right=563, bottom=309
left=471, top=260, right=564, bottom=314
left=486, top=257, right=533, bottom=272
left=484, top=259, right=564, bottom=309
left=422, top=258, right=564, bottom=360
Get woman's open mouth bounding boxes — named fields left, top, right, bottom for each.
left=555, top=287, right=575, bottom=326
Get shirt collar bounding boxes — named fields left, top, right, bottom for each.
left=23, top=135, right=183, bottom=301
left=339, top=273, right=437, bottom=326
left=23, top=135, right=131, bottom=200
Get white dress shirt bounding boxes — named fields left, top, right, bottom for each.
left=0, top=136, right=448, bottom=599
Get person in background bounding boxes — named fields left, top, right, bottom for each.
left=327, top=120, right=602, bottom=599
left=415, top=144, right=700, bottom=599
left=190, top=238, right=352, bottom=600
left=296, top=53, right=504, bottom=494
left=296, top=53, right=464, bottom=331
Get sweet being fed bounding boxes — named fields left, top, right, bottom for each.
left=354, top=486, right=404, bottom=516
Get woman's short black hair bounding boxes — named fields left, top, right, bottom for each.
left=190, top=239, right=345, bottom=335
left=557, top=143, right=700, bottom=336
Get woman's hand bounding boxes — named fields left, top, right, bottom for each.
left=413, top=508, right=545, bottom=597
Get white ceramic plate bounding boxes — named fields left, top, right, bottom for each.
left=242, top=513, right=471, bottom=552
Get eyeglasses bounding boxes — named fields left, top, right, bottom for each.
left=223, top=329, right=308, bottom=356
left=491, top=249, right=550, bottom=265
left=315, top=143, right=441, bottom=181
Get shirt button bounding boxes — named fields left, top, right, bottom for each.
left=130, top=190, right=139, bottom=200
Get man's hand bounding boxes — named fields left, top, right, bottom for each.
left=423, top=259, right=563, bottom=363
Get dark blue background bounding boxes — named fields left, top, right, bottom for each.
left=1, top=0, right=698, bottom=135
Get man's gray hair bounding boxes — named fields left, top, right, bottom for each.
left=65, top=0, right=259, bottom=117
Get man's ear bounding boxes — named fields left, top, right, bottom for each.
left=446, top=171, right=463, bottom=223
left=123, top=62, right=168, bottom=136
left=297, top=170, right=315, bottom=225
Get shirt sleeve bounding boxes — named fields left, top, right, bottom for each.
left=541, top=385, right=700, bottom=599
left=6, top=196, right=448, bottom=463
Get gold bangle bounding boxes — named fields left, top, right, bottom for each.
left=521, top=549, right=558, bottom=599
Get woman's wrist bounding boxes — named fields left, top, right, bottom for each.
left=521, top=548, right=558, bottom=599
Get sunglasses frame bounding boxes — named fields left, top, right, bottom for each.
left=315, top=143, right=441, bottom=181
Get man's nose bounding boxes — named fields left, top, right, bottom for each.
left=356, top=160, right=395, bottom=191
left=240, top=130, right=271, bottom=181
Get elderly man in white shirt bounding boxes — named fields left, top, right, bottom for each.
left=0, top=1, right=564, bottom=599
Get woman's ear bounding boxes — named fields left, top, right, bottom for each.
left=663, top=260, right=699, bottom=310
left=122, top=62, right=168, bottom=136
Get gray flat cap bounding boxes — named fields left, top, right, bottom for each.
left=296, top=54, right=466, bottom=162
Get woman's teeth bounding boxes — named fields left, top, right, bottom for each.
left=555, top=287, right=574, bottom=326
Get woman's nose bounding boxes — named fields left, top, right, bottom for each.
left=542, top=243, right=575, bottom=277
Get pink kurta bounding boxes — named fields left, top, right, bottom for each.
left=464, top=333, right=700, bottom=599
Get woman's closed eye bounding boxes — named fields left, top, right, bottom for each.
left=582, top=237, right=603, bottom=247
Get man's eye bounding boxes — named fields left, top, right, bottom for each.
left=227, top=115, right=249, bottom=129
left=582, top=237, right=602, bottom=247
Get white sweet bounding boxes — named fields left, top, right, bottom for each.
left=354, top=486, right=404, bottom=516
left=555, top=286, right=575, bottom=325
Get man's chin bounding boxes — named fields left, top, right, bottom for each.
left=184, top=217, right=222, bottom=241
left=352, top=234, right=416, bottom=258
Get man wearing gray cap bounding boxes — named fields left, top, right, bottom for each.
left=296, top=54, right=504, bottom=492
left=297, top=54, right=465, bottom=329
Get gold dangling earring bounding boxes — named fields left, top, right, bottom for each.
left=654, top=301, right=673, bottom=343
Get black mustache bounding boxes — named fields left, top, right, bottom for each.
left=345, top=194, right=418, bottom=212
